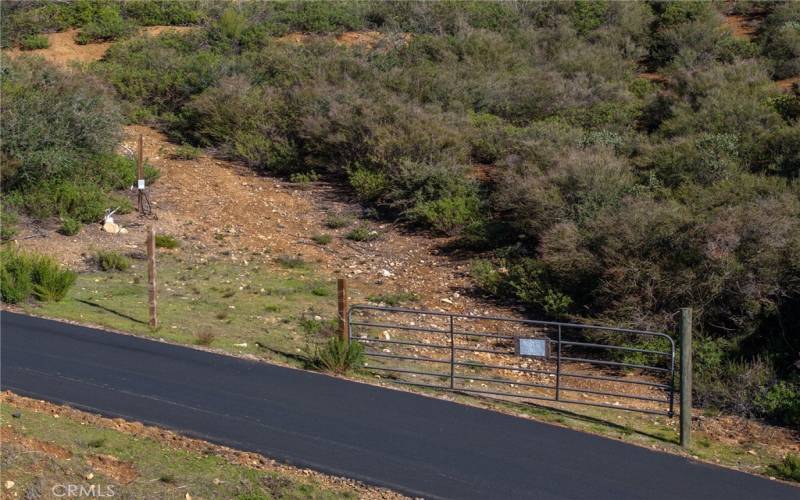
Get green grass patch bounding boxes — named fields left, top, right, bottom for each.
left=155, top=234, right=180, bottom=249
left=170, top=144, right=202, bottom=160
left=345, top=225, right=379, bottom=242
left=21, top=254, right=337, bottom=366
left=324, top=214, right=352, bottom=229
left=770, top=454, right=800, bottom=482
left=311, top=233, right=332, bottom=245
left=20, top=34, right=49, bottom=50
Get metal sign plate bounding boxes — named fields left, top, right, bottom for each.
left=516, top=337, right=549, bottom=358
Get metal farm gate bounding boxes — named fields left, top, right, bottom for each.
left=348, top=305, right=676, bottom=416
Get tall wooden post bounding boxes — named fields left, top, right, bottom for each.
left=680, top=307, right=692, bottom=449
left=137, top=134, right=145, bottom=215
left=337, top=278, right=348, bottom=342
left=147, top=226, right=158, bottom=330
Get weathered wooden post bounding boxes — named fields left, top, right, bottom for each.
left=137, top=134, right=145, bottom=215
left=147, top=226, right=158, bottom=330
left=337, top=278, right=348, bottom=342
left=680, top=307, right=692, bottom=449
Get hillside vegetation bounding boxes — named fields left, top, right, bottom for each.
left=1, top=1, right=798, bottom=427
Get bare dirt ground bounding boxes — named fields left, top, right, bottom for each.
left=0, top=391, right=404, bottom=499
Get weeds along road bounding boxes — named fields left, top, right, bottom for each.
left=1, top=311, right=797, bottom=500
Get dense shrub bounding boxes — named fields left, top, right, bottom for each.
left=1, top=59, right=159, bottom=222
left=0, top=247, right=34, bottom=303
left=760, top=2, right=800, bottom=79
left=95, top=250, right=131, bottom=272
left=2, top=58, right=122, bottom=188
left=59, top=217, right=82, bottom=236
left=0, top=248, right=75, bottom=303
left=755, top=380, right=800, bottom=428
left=770, top=454, right=800, bottom=482
left=0, top=0, right=207, bottom=48
left=20, top=33, right=49, bottom=50
left=155, top=234, right=180, bottom=249
left=75, top=5, right=134, bottom=44
left=31, top=255, right=77, bottom=301
left=1, top=211, right=19, bottom=242
left=307, top=337, right=364, bottom=374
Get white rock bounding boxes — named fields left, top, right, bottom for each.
left=102, top=220, right=121, bottom=234
left=379, top=269, right=393, bottom=277
left=4, top=481, right=14, bottom=490
left=233, top=343, right=248, bottom=347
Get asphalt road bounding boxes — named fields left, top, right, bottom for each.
left=1, top=311, right=797, bottom=499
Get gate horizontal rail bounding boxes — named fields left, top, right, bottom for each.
left=348, top=304, right=676, bottom=416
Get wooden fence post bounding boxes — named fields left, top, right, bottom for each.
left=337, top=278, right=348, bottom=342
left=147, top=226, right=158, bottom=329
left=680, top=307, right=692, bottom=449
left=137, top=134, right=145, bottom=215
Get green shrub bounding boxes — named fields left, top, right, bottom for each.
left=20, top=34, right=49, bottom=50
left=0, top=248, right=33, bottom=304
left=10, top=180, right=132, bottom=223
left=59, top=217, right=81, bottom=236
left=2, top=59, right=123, bottom=190
left=155, top=234, right=180, bottom=249
left=311, top=233, right=332, bottom=245
left=299, top=315, right=336, bottom=336
left=96, top=250, right=131, bottom=272
left=74, top=5, right=134, bottom=45
left=345, top=226, right=379, bottom=242
left=470, top=259, right=504, bottom=296
left=760, top=2, right=800, bottom=79
left=288, top=171, right=320, bottom=184
left=0, top=249, right=75, bottom=303
left=1, top=211, right=18, bottom=241
left=769, top=454, right=800, bottom=482
left=122, top=0, right=204, bottom=26
left=309, top=283, right=332, bottom=297
left=755, top=381, right=800, bottom=428
left=307, top=337, right=364, bottom=374
left=348, top=167, right=389, bottom=202
left=30, top=255, right=77, bottom=302
left=410, top=193, right=483, bottom=235
left=324, top=214, right=352, bottom=229
left=170, top=145, right=202, bottom=160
